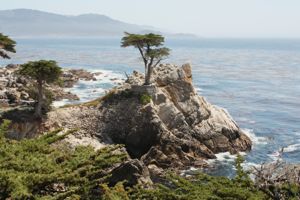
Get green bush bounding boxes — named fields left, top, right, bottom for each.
left=100, top=155, right=268, bottom=200
left=140, top=94, right=152, bottom=105
left=101, top=183, right=130, bottom=200
left=129, top=173, right=266, bottom=200
left=0, top=120, right=127, bottom=199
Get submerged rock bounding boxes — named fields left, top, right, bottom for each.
left=44, top=63, right=251, bottom=170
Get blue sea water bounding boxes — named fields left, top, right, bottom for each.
left=1, top=38, right=300, bottom=176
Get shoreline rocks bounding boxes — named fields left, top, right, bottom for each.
left=0, top=64, right=98, bottom=108
left=43, top=63, right=252, bottom=171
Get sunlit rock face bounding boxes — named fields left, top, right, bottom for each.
left=44, top=63, right=252, bottom=169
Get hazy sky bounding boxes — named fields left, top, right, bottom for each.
left=2, top=0, right=300, bottom=38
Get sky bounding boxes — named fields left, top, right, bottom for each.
left=1, top=0, right=300, bottom=38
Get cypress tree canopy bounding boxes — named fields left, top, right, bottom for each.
left=18, top=60, right=62, bottom=84
left=0, top=33, right=16, bottom=59
left=121, top=32, right=170, bottom=85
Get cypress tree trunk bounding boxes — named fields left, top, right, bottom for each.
left=35, top=80, right=43, bottom=118
left=144, top=65, right=148, bottom=79
left=145, top=65, right=152, bottom=85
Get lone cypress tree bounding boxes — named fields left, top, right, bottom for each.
left=121, top=32, right=170, bottom=85
left=0, top=33, right=16, bottom=59
left=18, top=60, right=62, bottom=118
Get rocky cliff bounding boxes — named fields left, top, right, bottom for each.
left=43, top=63, right=251, bottom=170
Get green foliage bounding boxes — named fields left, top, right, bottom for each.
left=101, top=90, right=117, bottom=102
left=120, top=32, right=170, bottom=62
left=18, top=60, right=62, bottom=117
left=129, top=173, right=266, bottom=200
left=101, top=183, right=130, bottom=200
left=100, top=156, right=268, bottom=200
left=0, top=121, right=296, bottom=200
left=0, top=122, right=127, bottom=199
left=140, top=94, right=152, bottom=105
left=0, top=33, right=16, bottom=59
left=0, top=119, right=10, bottom=139
left=233, top=155, right=253, bottom=188
left=280, top=183, right=300, bottom=199
left=273, top=183, right=300, bottom=200
left=121, top=32, right=165, bottom=48
left=101, top=89, right=135, bottom=103
left=81, top=98, right=102, bottom=107
left=121, top=32, right=170, bottom=85
left=18, top=60, right=62, bottom=84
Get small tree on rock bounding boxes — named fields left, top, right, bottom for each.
left=18, top=60, right=62, bottom=118
left=121, top=32, right=170, bottom=85
left=0, top=33, right=16, bottom=59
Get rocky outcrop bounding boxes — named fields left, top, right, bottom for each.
left=108, top=159, right=152, bottom=187
left=60, top=69, right=97, bottom=88
left=44, top=63, right=251, bottom=170
left=0, top=65, right=98, bottom=108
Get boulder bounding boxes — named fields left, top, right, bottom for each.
left=5, top=89, right=19, bottom=104
left=60, top=71, right=79, bottom=88
left=5, top=64, right=19, bottom=69
left=69, top=69, right=96, bottom=81
left=20, top=91, right=30, bottom=100
left=108, top=159, right=152, bottom=187
left=0, top=91, right=7, bottom=99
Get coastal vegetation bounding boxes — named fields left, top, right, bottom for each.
left=1, top=120, right=299, bottom=199
left=121, top=32, right=170, bottom=85
left=0, top=33, right=16, bottom=59
left=140, top=94, right=152, bottom=105
left=18, top=60, right=62, bottom=118
left=0, top=121, right=267, bottom=199
left=0, top=120, right=127, bottom=199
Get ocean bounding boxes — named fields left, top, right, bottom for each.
left=1, top=38, right=300, bottom=176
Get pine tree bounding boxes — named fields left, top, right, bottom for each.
left=121, top=32, right=170, bottom=85
left=18, top=60, right=62, bottom=118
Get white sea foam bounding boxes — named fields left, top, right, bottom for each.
left=215, top=152, right=238, bottom=162
left=266, top=142, right=300, bottom=161
left=53, top=69, right=124, bottom=107
left=282, top=143, right=300, bottom=153
left=92, top=69, right=124, bottom=83
left=242, top=162, right=261, bottom=170
left=242, top=128, right=268, bottom=145
left=208, top=152, right=262, bottom=179
left=195, top=87, right=203, bottom=94
left=267, top=152, right=283, bottom=161
left=52, top=99, right=71, bottom=108
left=207, top=151, right=247, bottom=165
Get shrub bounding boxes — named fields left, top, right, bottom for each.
left=129, top=172, right=267, bottom=200
left=0, top=120, right=127, bottom=199
left=140, top=94, right=152, bottom=105
left=101, top=183, right=130, bottom=200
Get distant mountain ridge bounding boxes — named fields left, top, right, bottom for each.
left=0, top=9, right=159, bottom=38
